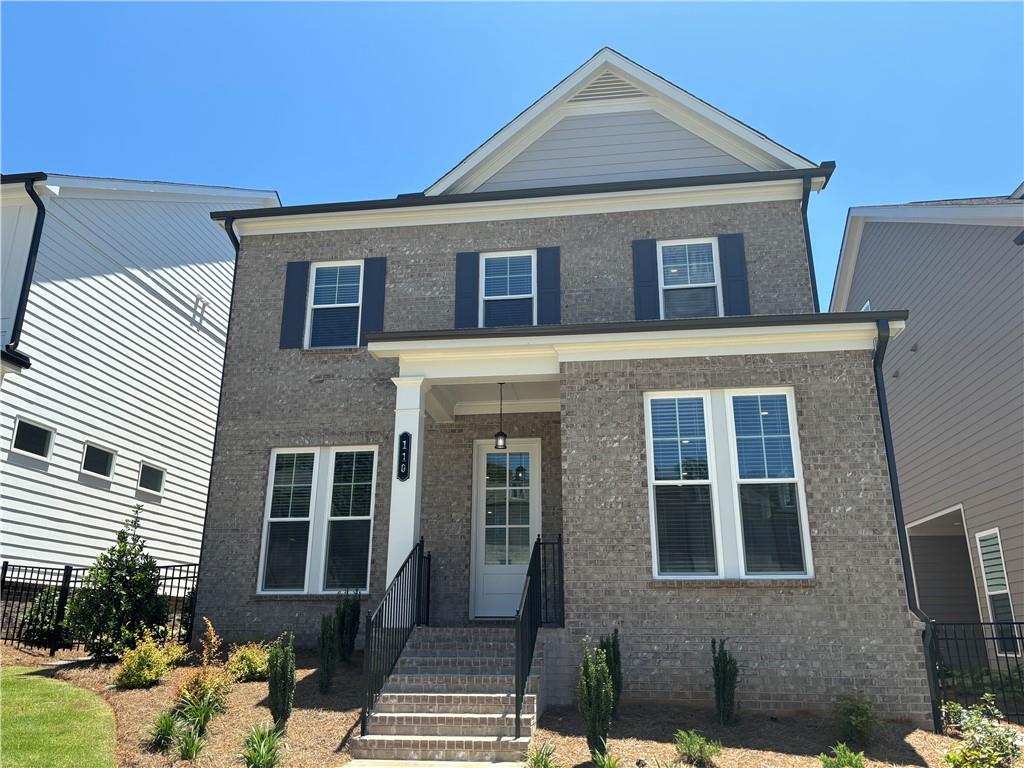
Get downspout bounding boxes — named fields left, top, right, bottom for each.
left=4, top=177, right=47, bottom=366
left=873, top=319, right=941, bottom=730
left=800, top=177, right=821, bottom=313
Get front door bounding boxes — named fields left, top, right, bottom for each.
left=472, top=438, right=541, bottom=618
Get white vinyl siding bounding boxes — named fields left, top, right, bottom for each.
left=305, top=261, right=363, bottom=349
left=657, top=239, right=723, bottom=320
left=258, top=446, right=377, bottom=595
left=479, top=251, right=536, bottom=328
left=645, top=388, right=812, bottom=580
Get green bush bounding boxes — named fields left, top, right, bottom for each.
left=527, top=742, right=559, bottom=768
left=115, top=633, right=173, bottom=689
left=819, top=743, right=865, bottom=768
left=176, top=725, right=205, bottom=761
left=177, top=689, right=222, bottom=735
left=590, top=740, right=620, bottom=768
left=268, top=632, right=296, bottom=728
left=598, top=628, right=622, bottom=718
left=21, top=585, right=63, bottom=647
left=577, top=637, right=614, bottom=754
left=318, top=613, right=337, bottom=693
left=834, top=694, right=879, bottom=747
left=65, top=508, right=167, bottom=657
left=227, top=642, right=270, bottom=682
left=941, top=700, right=965, bottom=733
left=239, top=722, right=284, bottom=768
left=335, top=593, right=361, bottom=663
left=711, top=638, right=738, bottom=725
left=148, top=710, right=179, bottom=752
left=673, top=729, right=722, bottom=767
left=944, top=694, right=1021, bottom=768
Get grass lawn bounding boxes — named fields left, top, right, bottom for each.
left=1, top=665, right=115, bottom=768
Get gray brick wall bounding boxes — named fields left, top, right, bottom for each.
left=557, top=350, right=933, bottom=722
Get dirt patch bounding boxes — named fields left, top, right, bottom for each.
left=535, top=703, right=956, bottom=768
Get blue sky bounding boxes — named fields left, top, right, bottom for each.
left=3, top=3, right=1021, bottom=307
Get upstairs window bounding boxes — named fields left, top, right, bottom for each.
left=81, top=444, right=116, bottom=479
left=480, top=251, right=535, bottom=328
left=11, top=418, right=54, bottom=460
left=306, top=262, right=362, bottom=348
left=658, top=239, right=722, bottom=319
left=138, top=463, right=166, bottom=494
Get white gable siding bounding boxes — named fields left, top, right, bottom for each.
left=0, top=186, right=271, bottom=566
left=1, top=190, right=38, bottom=348
left=475, top=110, right=754, bottom=193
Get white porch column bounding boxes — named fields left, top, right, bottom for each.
left=385, top=376, right=429, bottom=583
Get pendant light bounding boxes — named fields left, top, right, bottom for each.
left=494, top=382, right=508, bottom=450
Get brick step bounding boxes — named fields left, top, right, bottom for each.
left=350, top=734, right=530, bottom=762
left=382, top=673, right=539, bottom=695
left=366, top=711, right=535, bottom=738
left=409, top=627, right=513, bottom=643
left=347, top=760, right=523, bottom=768
left=402, top=640, right=517, bottom=657
left=395, top=655, right=516, bottom=675
left=373, top=692, right=536, bottom=715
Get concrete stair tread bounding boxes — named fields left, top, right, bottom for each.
left=348, top=761, right=524, bottom=768
left=355, top=735, right=531, bottom=746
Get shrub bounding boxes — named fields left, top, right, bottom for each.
left=590, top=740, right=620, bottom=768
left=941, top=700, right=965, bottom=733
left=711, top=638, right=738, bottom=725
left=163, top=641, right=190, bottom=667
left=197, top=617, right=223, bottom=666
left=239, top=722, right=285, bottom=768
left=335, top=593, right=361, bottom=663
left=176, top=725, right=205, bottom=760
left=65, top=508, right=167, bottom=658
left=527, top=742, right=559, bottom=768
left=268, top=632, right=296, bottom=728
left=577, top=637, right=614, bottom=754
left=819, top=743, right=865, bottom=768
left=673, top=729, right=722, bottom=767
left=21, top=585, right=63, bottom=647
left=598, top=628, right=622, bottom=718
left=227, top=642, right=270, bottom=682
left=944, top=694, right=1021, bottom=768
left=148, top=710, right=179, bottom=752
left=318, top=613, right=337, bottom=693
left=177, top=665, right=232, bottom=709
left=177, top=689, right=223, bottom=735
left=834, top=694, right=879, bottom=747
left=115, top=633, right=172, bottom=689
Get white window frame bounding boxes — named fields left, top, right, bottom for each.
left=304, top=260, right=364, bottom=350
left=79, top=442, right=117, bottom=480
left=478, top=250, right=537, bottom=328
left=974, top=527, right=1019, bottom=655
left=657, top=238, right=724, bottom=321
left=137, top=462, right=166, bottom=495
left=9, top=417, right=55, bottom=461
left=725, top=388, right=813, bottom=580
left=257, top=445, right=377, bottom=596
left=642, top=387, right=814, bottom=581
left=643, top=391, right=724, bottom=580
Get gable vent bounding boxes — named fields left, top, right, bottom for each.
left=569, top=70, right=647, bottom=103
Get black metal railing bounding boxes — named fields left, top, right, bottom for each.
left=361, top=538, right=431, bottom=736
left=927, top=621, right=1024, bottom=723
left=0, top=560, right=198, bottom=655
left=512, top=536, right=564, bottom=738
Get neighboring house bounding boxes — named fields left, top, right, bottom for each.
left=0, top=173, right=279, bottom=566
left=832, top=187, right=1024, bottom=632
left=196, top=48, right=933, bottom=757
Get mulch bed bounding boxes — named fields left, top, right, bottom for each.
left=3, top=643, right=960, bottom=768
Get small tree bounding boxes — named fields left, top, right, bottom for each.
left=318, top=613, right=337, bottom=693
left=711, top=638, right=738, bottom=725
left=335, top=593, right=361, bottom=663
left=577, top=637, right=613, bottom=754
left=66, top=507, right=167, bottom=657
left=268, top=632, right=296, bottom=728
left=598, top=628, right=622, bottom=718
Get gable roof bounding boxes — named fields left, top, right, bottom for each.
left=426, top=48, right=817, bottom=196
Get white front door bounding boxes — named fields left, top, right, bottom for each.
left=471, top=438, right=542, bottom=619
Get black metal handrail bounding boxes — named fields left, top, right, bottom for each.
left=512, top=536, right=564, bottom=738
left=360, top=538, right=431, bottom=736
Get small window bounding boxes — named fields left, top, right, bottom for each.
left=658, top=239, right=722, bottom=319
left=976, top=529, right=1019, bottom=655
left=480, top=251, right=535, bottom=328
left=861, top=300, right=872, bottom=311
left=306, top=262, right=362, bottom=348
left=81, top=444, right=116, bottom=478
left=138, top=463, right=165, bottom=494
left=11, top=418, right=54, bottom=459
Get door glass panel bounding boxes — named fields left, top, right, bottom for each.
left=485, top=490, right=507, bottom=526
left=485, top=527, right=507, bottom=565
left=508, top=490, right=530, bottom=525
left=482, top=450, right=534, bottom=566
left=509, top=454, right=530, bottom=486
left=486, top=454, right=507, bottom=487
left=508, top=527, right=531, bottom=565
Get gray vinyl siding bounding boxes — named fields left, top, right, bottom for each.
left=475, top=110, right=753, bottom=193
left=908, top=535, right=983, bottom=622
left=845, top=220, right=1023, bottom=622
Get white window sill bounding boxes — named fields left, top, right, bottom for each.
left=649, top=577, right=816, bottom=589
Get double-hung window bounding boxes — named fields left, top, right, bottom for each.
left=259, top=446, right=377, bottom=594
left=975, top=529, right=1019, bottom=655
left=306, top=261, right=363, bottom=348
left=645, top=388, right=811, bottom=580
left=658, top=238, right=722, bottom=319
left=480, top=251, right=536, bottom=328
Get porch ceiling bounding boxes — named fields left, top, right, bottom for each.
left=428, top=379, right=560, bottom=422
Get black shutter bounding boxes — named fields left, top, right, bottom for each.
left=454, top=252, right=480, bottom=328
left=359, top=257, right=387, bottom=346
left=279, top=261, right=310, bottom=349
left=719, top=233, right=751, bottom=316
left=536, top=246, right=561, bottom=325
left=632, top=239, right=660, bottom=320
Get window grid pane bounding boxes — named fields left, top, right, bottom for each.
left=312, top=265, right=361, bottom=306
left=483, top=451, right=531, bottom=565
left=733, top=394, right=795, bottom=480
left=662, top=242, right=715, bottom=287
left=649, top=397, right=709, bottom=482
left=483, top=254, right=532, bottom=298
left=270, top=453, right=315, bottom=519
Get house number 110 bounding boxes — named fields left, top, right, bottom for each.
left=396, top=431, right=412, bottom=481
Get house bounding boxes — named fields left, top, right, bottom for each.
left=832, top=186, right=1023, bottom=635
left=0, top=173, right=279, bottom=567
left=195, top=49, right=934, bottom=758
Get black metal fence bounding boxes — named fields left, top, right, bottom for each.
left=927, top=621, right=1024, bottom=724
left=0, top=560, right=198, bottom=655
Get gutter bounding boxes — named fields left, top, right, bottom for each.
left=2, top=172, right=49, bottom=369
left=800, top=176, right=822, bottom=313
